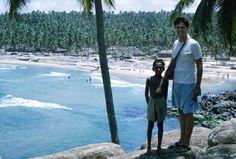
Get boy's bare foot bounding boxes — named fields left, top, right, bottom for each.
left=146, top=147, right=151, bottom=155
left=156, top=147, right=162, bottom=154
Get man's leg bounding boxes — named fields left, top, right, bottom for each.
left=184, top=112, right=194, bottom=146
left=178, top=109, right=186, bottom=144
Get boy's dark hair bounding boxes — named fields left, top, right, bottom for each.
left=152, top=59, right=165, bottom=71
left=174, top=16, right=190, bottom=28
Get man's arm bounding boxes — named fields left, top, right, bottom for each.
left=194, top=58, right=203, bottom=97
left=164, top=58, right=174, bottom=79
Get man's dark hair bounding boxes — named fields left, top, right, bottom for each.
left=174, top=16, right=190, bottom=28
left=152, top=59, right=165, bottom=70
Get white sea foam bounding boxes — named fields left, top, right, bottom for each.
left=0, top=65, right=17, bottom=70
left=0, top=95, right=72, bottom=110
left=122, top=115, right=145, bottom=122
left=0, top=65, right=27, bottom=71
left=38, top=72, right=70, bottom=78
left=91, top=72, right=144, bottom=88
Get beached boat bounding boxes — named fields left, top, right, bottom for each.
left=31, top=58, right=40, bottom=62
left=231, top=65, right=236, bottom=70
left=18, top=56, right=30, bottom=61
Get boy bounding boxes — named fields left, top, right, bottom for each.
left=145, top=59, right=169, bottom=154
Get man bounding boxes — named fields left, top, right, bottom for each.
left=169, top=16, right=203, bottom=153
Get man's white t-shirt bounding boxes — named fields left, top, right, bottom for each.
left=172, top=36, right=202, bottom=84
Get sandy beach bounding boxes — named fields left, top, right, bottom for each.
left=1, top=53, right=236, bottom=84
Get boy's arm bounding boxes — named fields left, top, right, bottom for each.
left=145, top=78, right=150, bottom=104
left=163, top=79, right=169, bottom=100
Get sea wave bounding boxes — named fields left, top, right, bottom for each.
left=0, top=64, right=26, bottom=70
left=122, top=115, right=146, bottom=122
left=0, top=95, right=72, bottom=110
left=37, top=72, right=70, bottom=78
left=91, top=72, right=144, bottom=88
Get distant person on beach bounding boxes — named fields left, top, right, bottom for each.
left=145, top=59, right=169, bottom=155
left=168, top=16, right=203, bottom=153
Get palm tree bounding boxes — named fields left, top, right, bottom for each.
left=79, top=0, right=120, bottom=144
left=7, top=0, right=120, bottom=144
left=171, top=0, right=236, bottom=55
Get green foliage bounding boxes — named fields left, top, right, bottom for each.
left=194, top=112, right=222, bottom=128
left=0, top=11, right=227, bottom=55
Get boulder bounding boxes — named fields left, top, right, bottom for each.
left=32, top=143, right=125, bottom=159
left=140, top=127, right=211, bottom=150
left=208, top=118, right=236, bottom=147
left=199, top=144, right=236, bottom=159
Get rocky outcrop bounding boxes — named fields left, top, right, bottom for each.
left=32, top=143, right=125, bottom=159
left=113, top=119, right=236, bottom=159
left=140, top=127, right=211, bottom=150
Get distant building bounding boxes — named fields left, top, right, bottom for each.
left=149, top=47, right=159, bottom=54
left=108, top=46, right=144, bottom=59
left=215, top=51, right=230, bottom=61
left=158, top=50, right=172, bottom=58
left=53, top=48, right=67, bottom=53
left=0, top=48, right=5, bottom=54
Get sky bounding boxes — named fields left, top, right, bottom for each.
left=0, top=0, right=201, bottom=14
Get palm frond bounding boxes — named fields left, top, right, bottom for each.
left=192, top=0, right=216, bottom=42
left=77, top=0, right=115, bottom=15
left=7, top=0, right=28, bottom=20
left=232, top=12, right=236, bottom=42
left=77, top=0, right=94, bottom=15
left=170, top=0, right=194, bottom=23
left=217, top=0, right=236, bottom=49
left=103, top=0, right=115, bottom=8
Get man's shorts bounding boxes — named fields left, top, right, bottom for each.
left=147, top=97, right=167, bottom=122
left=172, top=82, right=199, bottom=114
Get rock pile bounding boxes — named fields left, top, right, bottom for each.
left=199, top=90, right=236, bottom=128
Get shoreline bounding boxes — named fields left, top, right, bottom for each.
left=0, top=54, right=236, bottom=159
left=1, top=54, right=236, bottom=85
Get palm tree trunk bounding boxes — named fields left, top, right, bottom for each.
left=94, top=0, right=120, bottom=144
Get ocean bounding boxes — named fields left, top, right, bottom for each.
left=0, top=64, right=235, bottom=159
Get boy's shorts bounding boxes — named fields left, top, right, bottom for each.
left=172, top=82, right=199, bottom=114
left=147, top=97, right=167, bottom=122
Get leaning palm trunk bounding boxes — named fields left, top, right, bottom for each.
left=94, top=0, right=119, bottom=144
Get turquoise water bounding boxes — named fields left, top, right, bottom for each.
left=0, top=64, right=235, bottom=159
